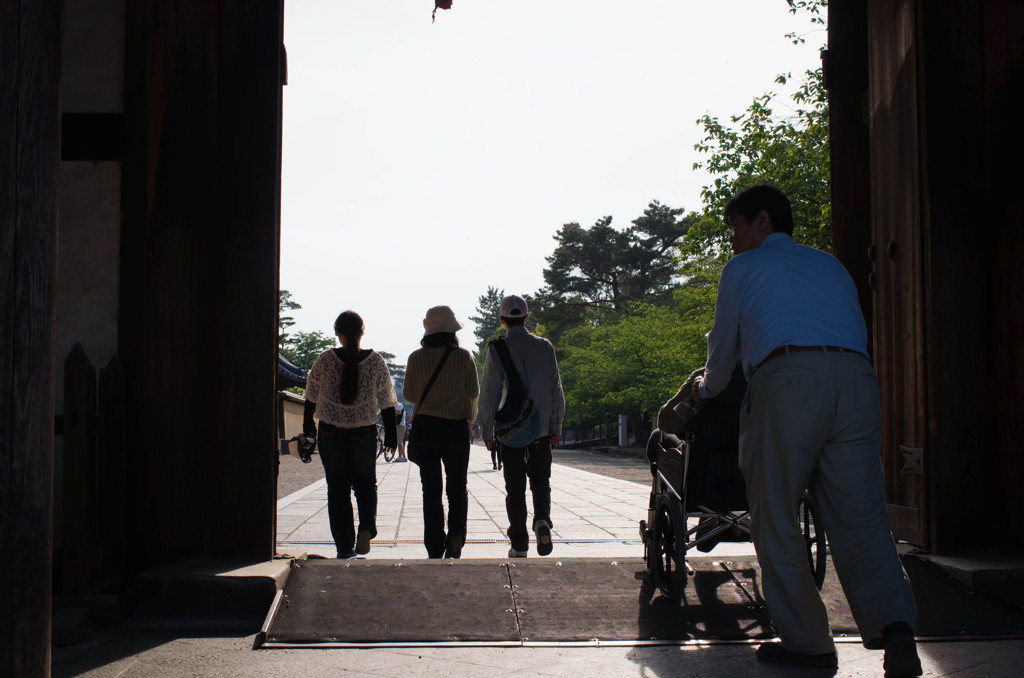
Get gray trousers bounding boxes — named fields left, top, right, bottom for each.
left=740, top=350, right=917, bottom=654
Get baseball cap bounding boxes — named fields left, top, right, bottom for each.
left=499, top=294, right=529, bottom=318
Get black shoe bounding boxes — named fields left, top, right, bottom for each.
left=493, top=464, right=498, bottom=470
left=695, top=517, right=719, bottom=553
left=755, top=642, right=837, bottom=668
left=883, top=638, right=922, bottom=677
left=534, top=520, right=553, bottom=556
left=356, top=529, right=372, bottom=555
left=443, top=533, right=465, bottom=559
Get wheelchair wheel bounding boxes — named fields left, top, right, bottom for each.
left=650, top=493, right=687, bottom=602
left=798, top=492, right=827, bottom=589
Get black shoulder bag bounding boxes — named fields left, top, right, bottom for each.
left=490, top=338, right=540, bottom=447
left=406, top=345, right=453, bottom=464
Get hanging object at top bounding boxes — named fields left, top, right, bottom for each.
left=433, top=0, right=452, bottom=23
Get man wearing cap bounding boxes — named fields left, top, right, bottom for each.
left=693, top=185, right=920, bottom=677
left=479, top=295, right=565, bottom=558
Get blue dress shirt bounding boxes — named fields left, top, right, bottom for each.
left=699, top=233, right=868, bottom=399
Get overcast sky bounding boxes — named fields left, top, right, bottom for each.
left=280, top=0, right=824, bottom=364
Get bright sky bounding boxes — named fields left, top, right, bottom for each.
left=280, top=0, right=824, bottom=364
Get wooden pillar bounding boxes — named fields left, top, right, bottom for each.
left=825, top=0, right=872, bottom=345
left=0, top=1, right=64, bottom=675
left=917, top=0, right=1022, bottom=552
left=983, top=0, right=1024, bottom=549
left=120, top=0, right=283, bottom=570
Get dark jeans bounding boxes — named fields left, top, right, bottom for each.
left=414, top=415, right=470, bottom=558
left=490, top=445, right=503, bottom=468
left=318, top=422, right=378, bottom=555
left=501, top=436, right=553, bottom=551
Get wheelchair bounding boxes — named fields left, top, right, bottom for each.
left=639, top=431, right=827, bottom=602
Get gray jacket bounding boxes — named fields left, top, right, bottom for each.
left=478, top=326, right=564, bottom=440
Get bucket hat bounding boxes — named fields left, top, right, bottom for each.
left=423, top=305, right=464, bottom=334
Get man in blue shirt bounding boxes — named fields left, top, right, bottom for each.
left=694, top=185, right=920, bottom=677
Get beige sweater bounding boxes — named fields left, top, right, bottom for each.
left=404, top=346, right=479, bottom=425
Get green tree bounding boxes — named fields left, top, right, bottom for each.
left=468, top=286, right=504, bottom=355
left=541, top=1, right=829, bottom=433
left=558, top=303, right=707, bottom=425
left=278, top=290, right=301, bottom=350
left=287, top=330, right=336, bottom=371
left=544, top=202, right=689, bottom=312
left=683, top=1, right=829, bottom=281
left=379, top=351, right=407, bottom=401
left=784, top=0, right=828, bottom=47
left=543, top=216, right=631, bottom=313
left=530, top=201, right=690, bottom=343
left=689, top=70, right=829, bottom=256
left=473, top=324, right=506, bottom=382
left=626, top=201, right=693, bottom=298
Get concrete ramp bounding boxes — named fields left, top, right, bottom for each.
left=258, top=557, right=774, bottom=647
left=258, top=555, right=1024, bottom=648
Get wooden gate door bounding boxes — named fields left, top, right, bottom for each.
left=866, top=0, right=928, bottom=546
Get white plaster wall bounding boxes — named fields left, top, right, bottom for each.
left=55, top=0, right=126, bottom=536
left=54, top=161, right=121, bottom=540
left=281, top=397, right=306, bottom=441
left=55, top=0, right=126, bottom=406
left=55, top=161, right=121, bottom=392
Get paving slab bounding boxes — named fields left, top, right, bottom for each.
left=276, top=442, right=747, bottom=561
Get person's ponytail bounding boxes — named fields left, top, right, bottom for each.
left=334, top=311, right=364, bottom=404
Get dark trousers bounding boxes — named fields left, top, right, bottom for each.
left=490, top=446, right=503, bottom=468
left=414, top=415, right=471, bottom=558
left=318, top=423, right=378, bottom=555
left=501, top=437, right=553, bottom=551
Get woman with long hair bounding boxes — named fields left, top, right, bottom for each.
left=303, top=310, right=398, bottom=558
left=404, top=306, right=479, bottom=558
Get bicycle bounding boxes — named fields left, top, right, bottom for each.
left=376, top=421, right=396, bottom=462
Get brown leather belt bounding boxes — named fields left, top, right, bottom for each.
left=757, top=345, right=865, bottom=369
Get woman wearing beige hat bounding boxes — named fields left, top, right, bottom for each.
left=404, top=306, right=480, bottom=558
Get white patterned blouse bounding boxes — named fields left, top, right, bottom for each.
left=305, top=349, right=399, bottom=429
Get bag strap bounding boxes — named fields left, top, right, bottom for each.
left=489, top=338, right=527, bottom=394
left=417, top=344, right=454, bottom=408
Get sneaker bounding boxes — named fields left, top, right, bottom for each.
left=534, top=519, right=553, bottom=556
left=443, top=533, right=465, bottom=559
left=356, top=529, right=372, bottom=555
left=507, top=547, right=528, bottom=558
left=755, top=642, right=838, bottom=668
left=883, top=638, right=922, bottom=678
